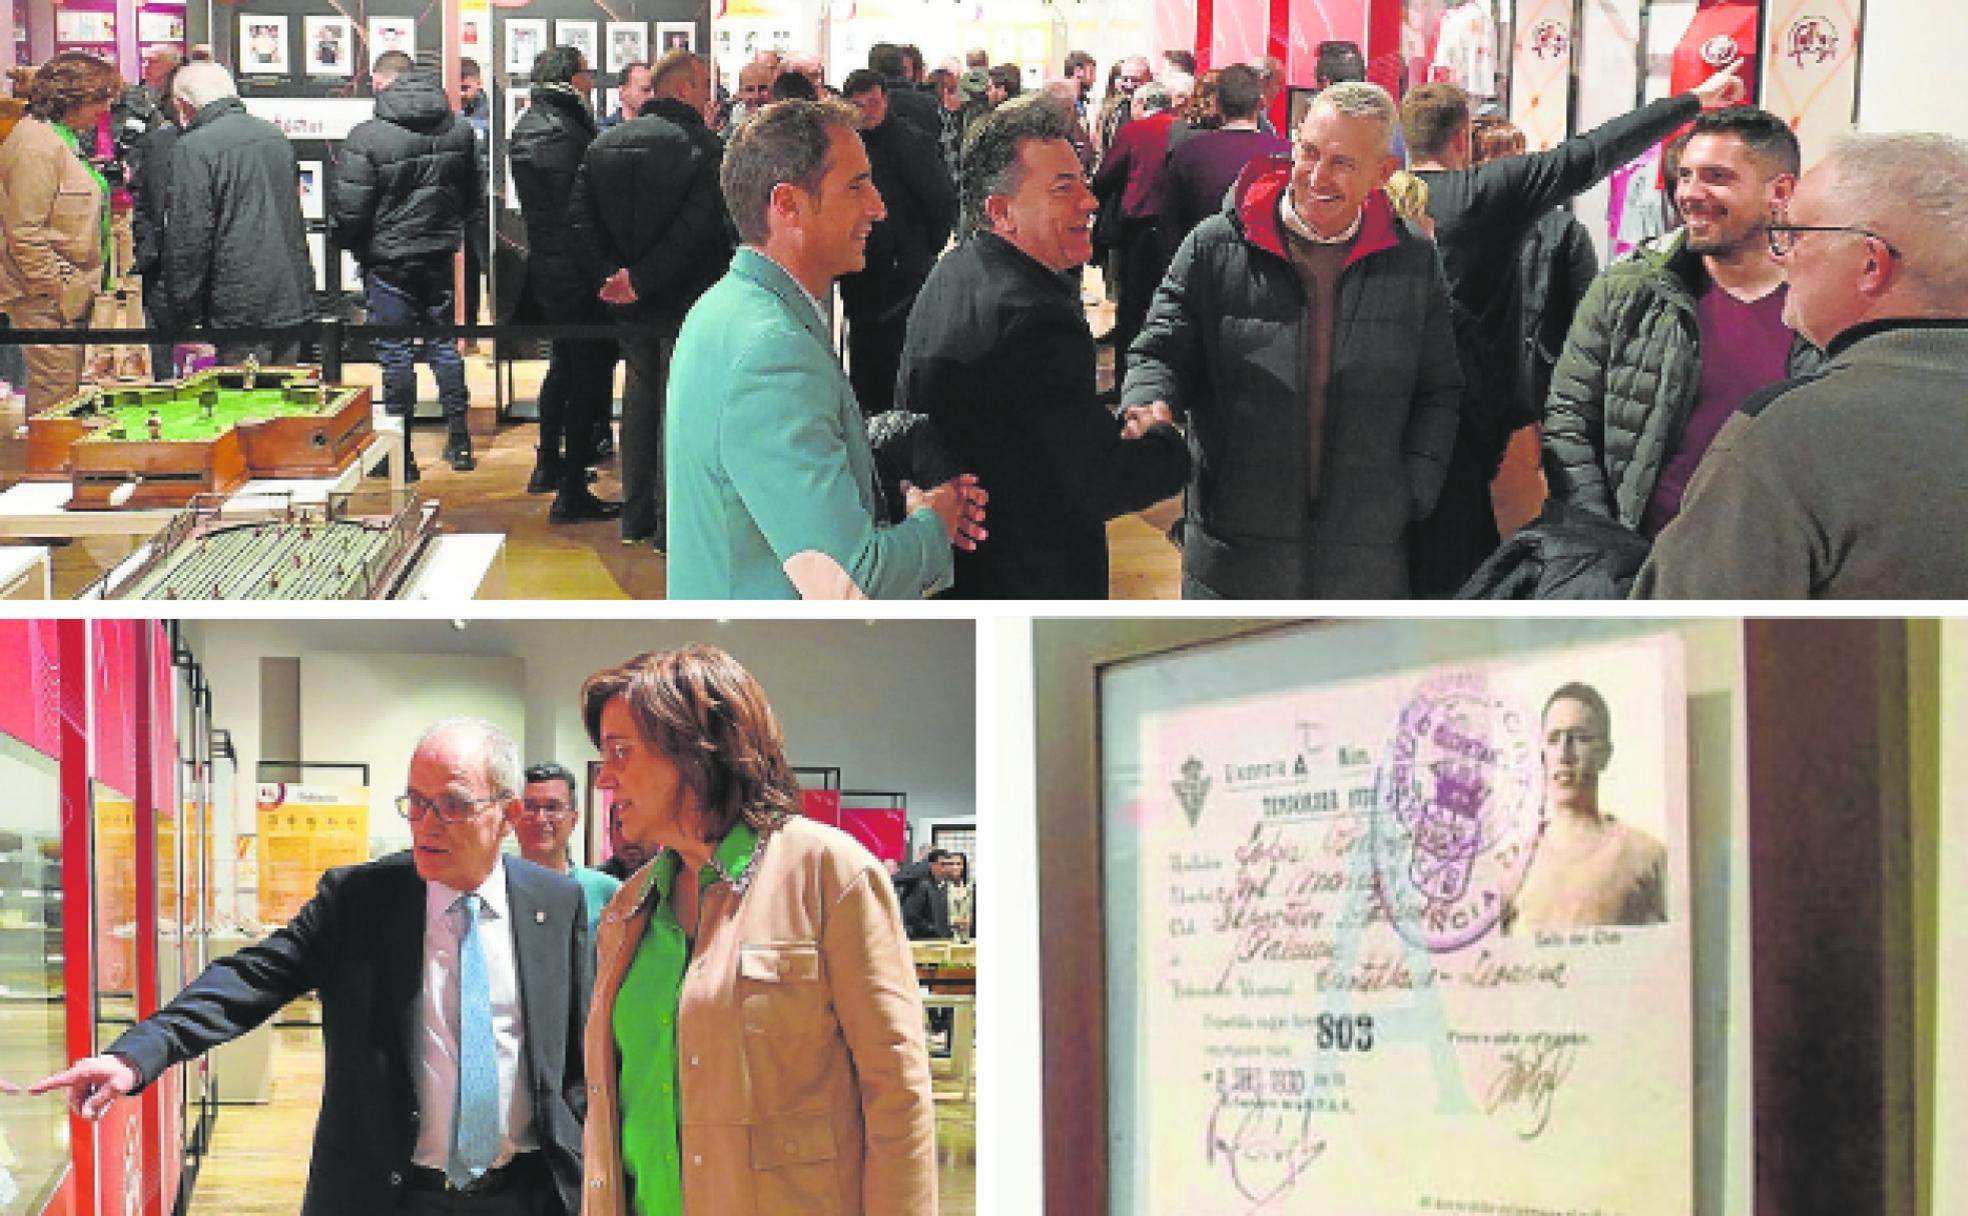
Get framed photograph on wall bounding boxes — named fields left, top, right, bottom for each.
left=555, top=20, right=598, bottom=69
left=55, top=11, right=116, bottom=43
left=137, top=11, right=185, bottom=43
left=296, top=160, right=324, bottom=220
left=302, top=16, right=353, bottom=78
left=339, top=250, right=362, bottom=293
left=367, top=16, right=416, bottom=63
left=605, top=22, right=647, bottom=74
left=504, top=86, right=530, bottom=137
left=458, top=13, right=487, bottom=60
left=504, top=18, right=547, bottom=75
left=238, top=14, right=290, bottom=76
left=655, top=22, right=695, bottom=54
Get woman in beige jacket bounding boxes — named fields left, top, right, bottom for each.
left=579, top=646, right=937, bottom=1216
left=0, top=53, right=119, bottom=409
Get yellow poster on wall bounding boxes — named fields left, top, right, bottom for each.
left=93, top=789, right=138, bottom=995
left=255, top=784, right=369, bottom=925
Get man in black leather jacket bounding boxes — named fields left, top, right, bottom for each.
left=508, top=46, right=621, bottom=523
left=333, top=50, right=481, bottom=475
left=567, top=50, right=734, bottom=551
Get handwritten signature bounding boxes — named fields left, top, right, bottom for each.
left=1481, top=1039, right=1578, bottom=1139
left=1205, top=1095, right=1327, bottom=1210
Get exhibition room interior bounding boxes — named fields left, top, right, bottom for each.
left=0, top=2, right=1948, bottom=601
left=995, top=616, right=1968, bottom=1216
left=0, top=616, right=978, bottom=1215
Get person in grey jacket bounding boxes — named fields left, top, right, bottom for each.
left=334, top=51, right=480, bottom=475
left=1123, top=83, right=1462, bottom=599
left=162, top=61, right=314, bottom=364
left=1634, top=132, right=1968, bottom=599
left=1544, top=108, right=1821, bottom=538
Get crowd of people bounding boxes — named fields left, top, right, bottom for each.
left=2, top=37, right=1963, bottom=599
left=6, top=644, right=947, bottom=1214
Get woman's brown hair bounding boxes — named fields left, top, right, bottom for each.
left=581, top=646, right=801, bottom=841
left=1179, top=69, right=1223, bottom=130
left=26, top=52, right=121, bottom=123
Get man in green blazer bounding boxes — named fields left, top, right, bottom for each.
left=665, top=99, right=987, bottom=599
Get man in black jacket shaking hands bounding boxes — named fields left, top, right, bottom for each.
left=898, top=94, right=1187, bottom=599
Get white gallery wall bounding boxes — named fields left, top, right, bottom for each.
left=1857, top=4, right=1967, bottom=140
left=184, top=618, right=976, bottom=907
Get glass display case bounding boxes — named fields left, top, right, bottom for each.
left=0, top=731, right=65, bottom=1215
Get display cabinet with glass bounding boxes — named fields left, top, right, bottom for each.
left=0, top=733, right=67, bottom=1213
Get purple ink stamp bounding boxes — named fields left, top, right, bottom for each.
left=1371, top=670, right=1540, bottom=952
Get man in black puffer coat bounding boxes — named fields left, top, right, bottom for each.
left=1124, top=84, right=1462, bottom=599
left=567, top=50, right=733, bottom=551
left=508, top=46, right=620, bottom=524
left=161, top=62, right=314, bottom=365
left=333, top=51, right=480, bottom=475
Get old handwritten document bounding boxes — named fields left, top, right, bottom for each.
left=1108, top=631, right=1692, bottom=1216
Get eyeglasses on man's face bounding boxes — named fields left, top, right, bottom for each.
left=396, top=792, right=502, bottom=824
left=517, top=798, right=573, bottom=819
left=1765, top=217, right=1905, bottom=261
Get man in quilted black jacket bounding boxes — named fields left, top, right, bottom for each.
left=333, top=50, right=481, bottom=476
left=1123, top=83, right=1462, bottom=599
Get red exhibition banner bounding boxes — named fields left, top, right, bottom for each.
left=93, top=618, right=141, bottom=799
left=800, top=788, right=843, bottom=827
left=0, top=619, right=62, bottom=756
left=839, top=808, right=908, bottom=862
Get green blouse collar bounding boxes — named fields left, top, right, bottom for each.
left=645, top=820, right=760, bottom=908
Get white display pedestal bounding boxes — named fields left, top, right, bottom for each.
left=205, top=932, right=274, bottom=1105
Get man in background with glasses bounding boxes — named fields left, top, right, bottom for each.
left=1637, top=132, right=1968, bottom=598
left=1543, top=107, right=1821, bottom=542
left=30, top=717, right=593, bottom=1215
left=510, top=760, right=621, bottom=937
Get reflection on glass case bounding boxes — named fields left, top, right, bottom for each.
left=0, top=619, right=218, bottom=1214
left=0, top=731, right=66, bottom=1213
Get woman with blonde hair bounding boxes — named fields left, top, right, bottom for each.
left=579, top=645, right=936, bottom=1215
left=0, top=52, right=120, bottom=408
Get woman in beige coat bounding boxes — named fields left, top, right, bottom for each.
left=579, top=646, right=936, bottom=1216
left=0, top=53, right=119, bottom=409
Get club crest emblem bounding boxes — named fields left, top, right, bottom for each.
left=1173, top=756, right=1211, bottom=828
left=1530, top=19, right=1570, bottom=62
left=1701, top=34, right=1740, bottom=67
left=1786, top=17, right=1840, bottom=67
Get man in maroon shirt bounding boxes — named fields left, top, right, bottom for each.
left=1543, top=107, right=1821, bottom=538
left=1092, top=81, right=1179, bottom=384
left=1161, top=65, right=1290, bottom=259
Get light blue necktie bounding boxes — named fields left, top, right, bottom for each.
left=449, top=893, right=500, bottom=1185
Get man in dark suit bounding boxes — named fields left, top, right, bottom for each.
left=902, top=848, right=959, bottom=940
left=31, top=718, right=592, bottom=1215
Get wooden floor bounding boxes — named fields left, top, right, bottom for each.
left=3, top=280, right=1544, bottom=601
left=186, top=1024, right=978, bottom=1214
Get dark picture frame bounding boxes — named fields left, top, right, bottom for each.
left=1033, top=618, right=1916, bottom=1216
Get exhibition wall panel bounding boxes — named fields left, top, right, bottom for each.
left=298, top=651, right=526, bottom=854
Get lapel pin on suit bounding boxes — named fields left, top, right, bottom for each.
left=535, top=910, right=547, bottom=924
